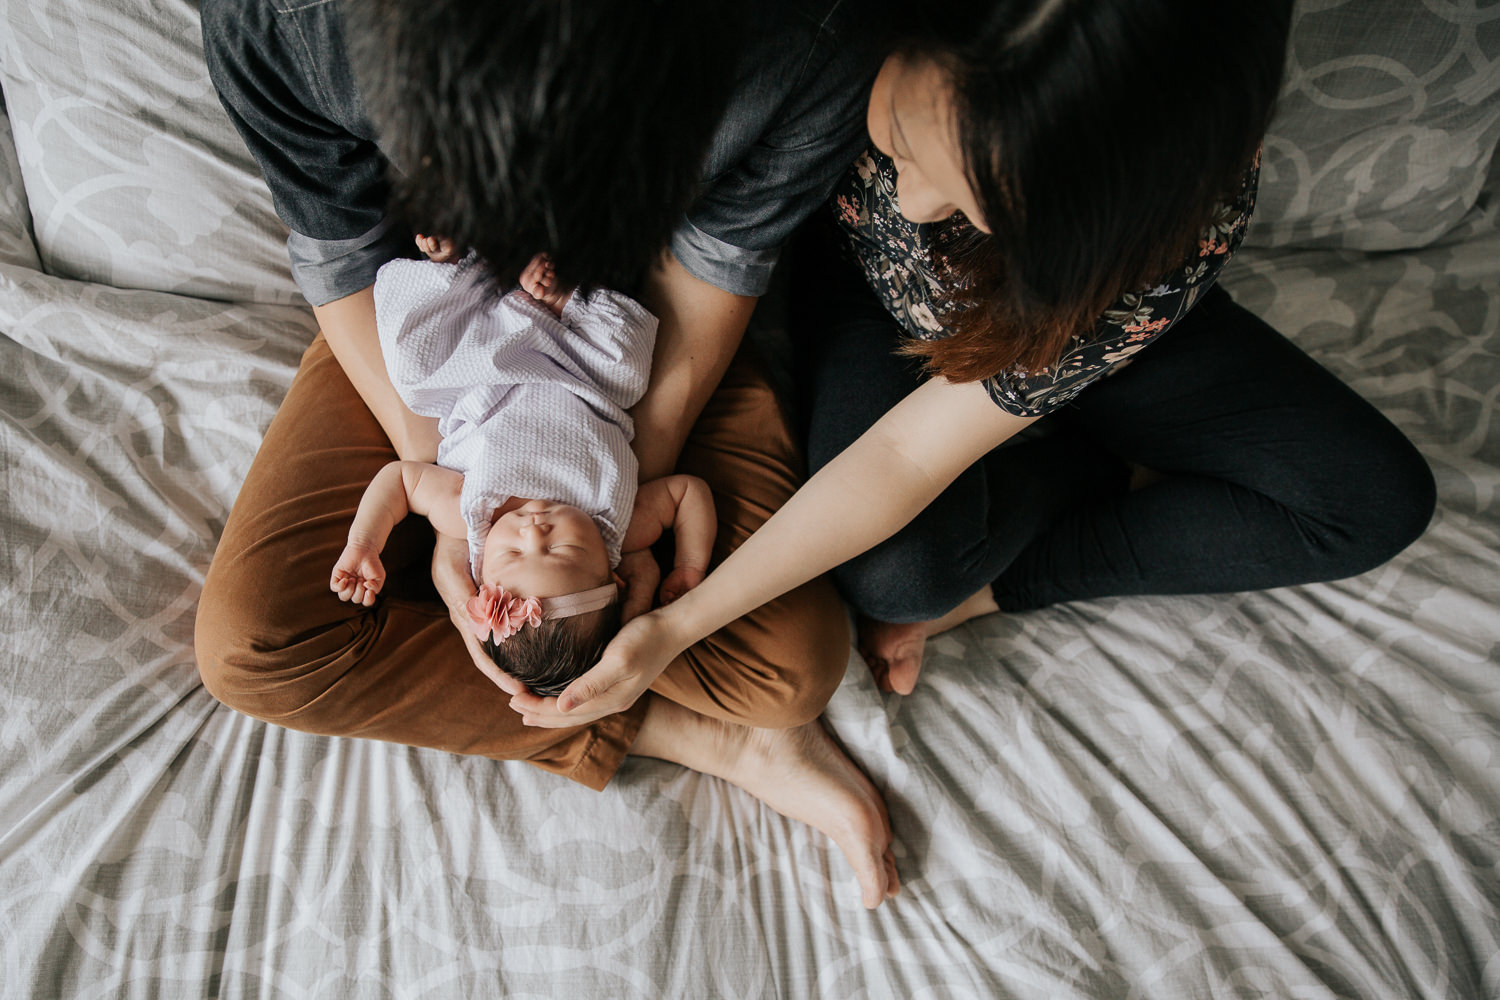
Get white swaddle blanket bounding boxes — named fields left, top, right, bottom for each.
left=373, top=255, right=658, bottom=579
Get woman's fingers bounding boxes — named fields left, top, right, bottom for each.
left=509, top=669, right=631, bottom=727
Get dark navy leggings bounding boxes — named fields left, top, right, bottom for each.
left=789, top=240, right=1437, bottom=622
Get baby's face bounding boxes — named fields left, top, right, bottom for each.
left=480, top=499, right=611, bottom=598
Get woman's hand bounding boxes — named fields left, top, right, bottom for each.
left=429, top=530, right=526, bottom=697
left=509, top=609, right=687, bottom=727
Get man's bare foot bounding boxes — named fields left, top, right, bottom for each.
left=858, top=586, right=999, bottom=695
left=633, top=698, right=899, bottom=908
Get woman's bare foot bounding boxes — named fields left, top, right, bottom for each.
left=858, top=586, right=999, bottom=695
left=633, top=697, right=899, bottom=908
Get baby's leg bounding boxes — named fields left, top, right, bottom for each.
left=195, top=333, right=643, bottom=790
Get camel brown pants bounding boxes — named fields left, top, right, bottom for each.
left=195, top=334, right=848, bottom=790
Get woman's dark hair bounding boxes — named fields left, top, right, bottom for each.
left=344, top=0, right=741, bottom=292
left=900, top=0, right=1293, bottom=380
left=482, top=603, right=623, bottom=698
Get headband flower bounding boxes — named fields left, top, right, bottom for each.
left=465, top=584, right=543, bottom=643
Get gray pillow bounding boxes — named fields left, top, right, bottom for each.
left=0, top=97, right=41, bottom=271
left=1251, top=0, right=1500, bottom=250
left=0, top=0, right=300, bottom=303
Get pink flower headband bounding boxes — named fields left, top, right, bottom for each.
left=464, top=582, right=619, bottom=643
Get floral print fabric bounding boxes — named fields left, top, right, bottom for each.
left=832, top=148, right=1260, bottom=416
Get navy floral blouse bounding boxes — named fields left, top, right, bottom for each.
left=832, top=147, right=1261, bottom=416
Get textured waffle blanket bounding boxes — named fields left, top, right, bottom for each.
left=374, top=255, right=657, bottom=574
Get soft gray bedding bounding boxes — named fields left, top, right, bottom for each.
left=2, top=1, right=1497, bottom=997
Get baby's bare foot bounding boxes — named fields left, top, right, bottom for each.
left=635, top=701, right=899, bottom=908
left=858, top=587, right=1000, bottom=695
left=519, top=252, right=573, bottom=316
left=415, top=233, right=460, bottom=263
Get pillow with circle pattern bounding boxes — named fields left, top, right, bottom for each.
left=1249, top=0, right=1500, bottom=250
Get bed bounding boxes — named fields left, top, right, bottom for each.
left=2, top=1, right=1497, bottom=997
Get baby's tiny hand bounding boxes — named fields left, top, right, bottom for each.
left=416, top=233, right=461, bottom=263
left=658, top=565, right=706, bottom=606
left=331, top=545, right=386, bottom=607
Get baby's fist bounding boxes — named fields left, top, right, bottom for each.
left=658, top=565, right=706, bottom=606
left=331, top=545, right=386, bottom=607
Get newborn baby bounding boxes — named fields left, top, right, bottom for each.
left=331, top=247, right=715, bottom=694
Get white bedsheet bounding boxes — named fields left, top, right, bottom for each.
left=2, top=0, right=1498, bottom=994
left=4, top=178, right=1498, bottom=1000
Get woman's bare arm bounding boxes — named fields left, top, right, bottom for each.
left=512, top=376, right=1038, bottom=725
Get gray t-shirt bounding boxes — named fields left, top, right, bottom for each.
left=203, top=0, right=879, bottom=304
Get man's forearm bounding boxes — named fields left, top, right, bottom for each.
left=313, top=285, right=442, bottom=463
left=633, top=253, right=758, bottom=481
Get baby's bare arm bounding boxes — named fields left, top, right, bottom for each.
left=332, top=461, right=413, bottom=605
left=627, top=475, right=716, bottom=603
left=659, top=475, right=716, bottom=577
left=346, top=461, right=417, bottom=554
left=397, top=462, right=466, bottom=538
left=332, top=462, right=465, bottom=606
left=345, top=461, right=464, bottom=560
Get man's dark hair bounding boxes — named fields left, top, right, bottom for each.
left=345, top=0, right=741, bottom=292
left=482, top=603, right=623, bottom=697
left=899, top=0, right=1293, bottom=381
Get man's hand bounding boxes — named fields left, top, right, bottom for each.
left=615, top=548, right=662, bottom=623
left=429, top=531, right=525, bottom=696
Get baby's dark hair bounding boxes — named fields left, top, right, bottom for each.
left=482, top=603, right=623, bottom=697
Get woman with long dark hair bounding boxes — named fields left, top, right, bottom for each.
left=512, top=0, right=1434, bottom=720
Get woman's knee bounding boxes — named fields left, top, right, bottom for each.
left=1299, top=430, right=1437, bottom=581
left=1343, top=441, right=1435, bottom=575
left=835, top=533, right=995, bottom=624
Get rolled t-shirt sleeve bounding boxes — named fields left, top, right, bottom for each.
left=671, top=2, right=877, bottom=297
left=202, top=0, right=404, bottom=304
